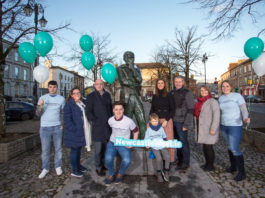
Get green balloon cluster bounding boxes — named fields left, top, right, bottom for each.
left=102, top=63, right=117, bottom=84
left=34, top=31, right=54, bottom=57
left=18, top=42, right=37, bottom=64
left=244, top=37, right=264, bottom=60
left=81, top=52, right=95, bottom=70
left=80, top=35, right=93, bottom=52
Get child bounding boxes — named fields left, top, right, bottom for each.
left=104, top=101, right=139, bottom=186
left=145, top=113, right=170, bottom=182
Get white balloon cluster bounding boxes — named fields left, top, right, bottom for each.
left=253, top=52, right=265, bottom=77
left=33, top=65, right=49, bottom=83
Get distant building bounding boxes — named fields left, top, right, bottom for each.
left=3, top=39, right=34, bottom=100
left=72, top=72, right=85, bottom=95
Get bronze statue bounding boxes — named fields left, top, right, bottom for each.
left=117, top=51, right=147, bottom=139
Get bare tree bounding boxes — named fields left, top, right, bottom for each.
left=185, top=0, right=265, bottom=39
left=69, top=32, right=117, bottom=85
left=168, top=26, right=204, bottom=87
left=0, top=0, right=70, bottom=138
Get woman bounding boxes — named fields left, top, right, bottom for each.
left=194, top=86, right=220, bottom=171
left=150, top=78, right=175, bottom=162
left=63, top=88, right=90, bottom=178
left=218, top=80, right=250, bottom=181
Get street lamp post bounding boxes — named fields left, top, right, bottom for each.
left=202, top=53, right=208, bottom=85
left=24, top=0, right=47, bottom=110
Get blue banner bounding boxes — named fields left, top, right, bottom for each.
left=114, top=137, right=182, bottom=148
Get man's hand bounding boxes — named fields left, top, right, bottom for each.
left=39, top=99, right=44, bottom=107
left=126, top=146, right=132, bottom=149
left=182, top=127, right=187, bottom=131
left=244, top=118, right=250, bottom=124
left=146, top=146, right=150, bottom=149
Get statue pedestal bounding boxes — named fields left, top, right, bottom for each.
left=115, top=147, right=157, bottom=175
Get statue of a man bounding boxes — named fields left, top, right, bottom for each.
left=117, top=51, right=146, bottom=139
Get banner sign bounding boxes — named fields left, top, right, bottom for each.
left=114, top=137, right=182, bottom=148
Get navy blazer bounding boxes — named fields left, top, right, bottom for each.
left=63, top=98, right=86, bottom=148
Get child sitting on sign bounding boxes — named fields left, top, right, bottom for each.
left=145, top=113, right=170, bottom=182
left=104, top=101, right=139, bottom=186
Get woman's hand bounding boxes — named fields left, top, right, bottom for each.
left=162, top=120, right=168, bottom=128
left=244, top=118, right=250, bottom=124
left=146, top=146, right=150, bottom=149
left=210, top=131, right=216, bottom=135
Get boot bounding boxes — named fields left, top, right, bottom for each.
left=234, top=155, right=246, bottom=181
left=200, top=145, right=208, bottom=169
left=204, top=145, right=215, bottom=171
left=226, top=150, right=237, bottom=173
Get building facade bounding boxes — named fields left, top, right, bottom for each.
left=72, top=72, right=85, bottom=95
left=3, top=40, right=34, bottom=100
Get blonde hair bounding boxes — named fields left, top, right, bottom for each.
left=149, top=113, right=159, bottom=121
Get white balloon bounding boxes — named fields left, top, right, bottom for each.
left=253, top=52, right=265, bottom=77
left=33, top=65, right=49, bottom=83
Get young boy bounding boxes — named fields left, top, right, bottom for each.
left=145, top=113, right=170, bottom=182
left=105, top=101, right=139, bottom=186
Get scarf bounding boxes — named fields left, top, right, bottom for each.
left=149, top=123, right=162, bottom=131
left=193, top=95, right=212, bottom=120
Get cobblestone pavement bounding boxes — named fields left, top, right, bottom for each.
left=6, top=119, right=40, bottom=133
left=189, top=132, right=265, bottom=198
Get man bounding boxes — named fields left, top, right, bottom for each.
left=37, top=80, right=65, bottom=179
left=105, top=101, right=139, bottom=186
left=171, top=76, right=194, bottom=172
left=86, top=79, right=113, bottom=176
left=117, top=51, right=146, bottom=139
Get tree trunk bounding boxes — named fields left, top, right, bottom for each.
left=0, top=62, right=6, bottom=138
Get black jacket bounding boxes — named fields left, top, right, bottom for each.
left=150, top=92, right=175, bottom=121
left=85, top=90, right=113, bottom=141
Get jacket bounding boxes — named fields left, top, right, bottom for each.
left=170, top=86, right=194, bottom=130
left=63, top=98, right=86, bottom=148
left=85, top=90, right=113, bottom=142
left=194, top=98, right=220, bottom=144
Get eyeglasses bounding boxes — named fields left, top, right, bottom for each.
left=72, top=92, right=80, bottom=95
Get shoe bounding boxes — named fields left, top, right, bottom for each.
left=234, top=155, right=246, bottom=181
left=55, top=167, right=63, bottom=176
left=176, top=164, right=189, bottom=172
left=105, top=175, right=114, bottom=186
left=203, top=165, right=215, bottom=172
left=200, top=164, right=207, bottom=169
left=96, top=169, right=106, bottom=176
left=71, top=171, right=83, bottom=178
left=157, top=171, right=163, bottom=182
left=79, top=165, right=88, bottom=173
left=38, top=169, right=49, bottom=179
left=226, top=150, right=237, bottom=173
left=161, top=170, right=169, bottom=182
left=115, top=173, right=123, bottom=184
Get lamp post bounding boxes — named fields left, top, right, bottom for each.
left=202, top=53, right=208, bottom=85
left=24, top=0, right=47, bottom=110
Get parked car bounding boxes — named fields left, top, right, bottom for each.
left=246, top=95, right=265, bottom=103
left=5, top=101, right=34, bottom=121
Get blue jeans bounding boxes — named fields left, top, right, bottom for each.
left=40, top=125, right=63, bottom=170
left=173, top=122, right=190, bottom=166
left=221, top=125, right=242, bottom=156
left=105, top=142, right=131, bottom=176
left=70, top=147, right=82, bottom=172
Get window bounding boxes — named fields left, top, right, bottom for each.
left=68, top=76, right=70, bottom=81
left=15, top=83, right=19, bottom=96
left=15, top=52, right=19, bottom=61
left=8, top=102, right=24, bottom=109
left=240, top=68, right=242, bottom=74
left=248, top=64, right=251, bottom=72
left=4, top=83, right=9, bottom=95
left=4, top=48, right=8, bottom=58
left=244, top=77, right=248, bottom=84
left=23, top=69, right=27, bottom=80
left=244, top=66, right=247, bottom=73
left=23, top=85, right=28, bottom=96
left=4, top=65, right=9, bottom=78
left=15, top=67, right=19, bottom=79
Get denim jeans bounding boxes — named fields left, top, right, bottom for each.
left=220, top=125, right=242, bottom=156
left=70, top=147, right=82, bottom=172
left=173, top=122, right=190, bottom=166
left=94, top=141, right=107, bottom=171
left=105, top=142, right=131, bottom=176
left=40, top=125, right=63, bottom=170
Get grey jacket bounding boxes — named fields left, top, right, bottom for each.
left=194, top=98, right=220, bottom=144
left=171, top=87, right=195, bottom=130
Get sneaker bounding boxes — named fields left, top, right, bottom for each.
left=115, top=173, right=123, bottom=184
left=38, top=169, right=49, bottom=179
left=161, top=170, right=169, bottom=182
left=79, top=165, right=88, bottom=173
left=157, top=172, right=163, bottom=183
left=71, top=171, right=83, bottom=178
left=105, top=175, right=114, bottom=186
left=55, top=167, right=63, bottom=176
left=96, top=169, right=106, bottom=176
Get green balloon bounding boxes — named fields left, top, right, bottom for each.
left=81, top=52, right=95, bottom=70
left=102, top=63, right=117, bottom=84
left=244, top=37, right=264, bottom=60
left=80, top=35, right=93, bottom=51
left=18, top=42, right=37, bottom=64
left=34, top=31, right=53, bottom=57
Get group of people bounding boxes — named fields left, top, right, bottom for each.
left=36, top=75, right=250, bottom=185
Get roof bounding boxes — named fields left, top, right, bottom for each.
left=51, top=66, right=84, bottom=78
left=136, top=62, right=166, bottom=69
